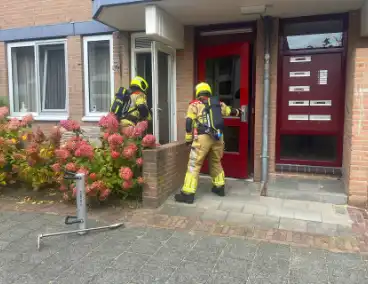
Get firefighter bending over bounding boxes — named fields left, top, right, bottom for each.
left=110, top=76, right=151, bottom=126
left=175, top=82, right=241, bottom=204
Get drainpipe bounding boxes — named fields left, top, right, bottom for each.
left=260, top=16, right=272, bottom=194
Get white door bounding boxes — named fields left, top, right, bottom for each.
left=151, top=41, right=176, bottom=145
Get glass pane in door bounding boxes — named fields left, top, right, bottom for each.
left=205, top=55, right=241, bottom=153
left=136, top=53, right=153, bottom=134
left=205, top=55, right=241, bottom=108
left=157, top=51, right=171, bottom=145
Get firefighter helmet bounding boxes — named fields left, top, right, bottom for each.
left=130, top=76, right=149, bottom=92
left=195, top=82, right=212, bottom=97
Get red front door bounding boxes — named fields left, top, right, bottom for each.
left=197, top=42, right=250, bottom=179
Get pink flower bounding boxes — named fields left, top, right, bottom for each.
left=77, top=167, right=89, bottom=176
left=59, top=184, right=68, bottom=192
left=136, top=121, right=148, bottom=132
left=111, top=151, right=120, bottom=159
left=75, top=144, right=94, bottom=159
left=65, top=162, right=77, bottom=172
left=142, top=134, right=156, bottom=148
left=122, top=180, right=133, bottom=190
left=98, top=113, right=119, bottom=132
left=136, top=158, right=143, bottom=167
left=90, top=181, right=107, bottom=194
left=103, top=132, right=110, bottom=140
left=20, top=114, right=34, bottom=127
left=51, top=163, right=61, bottom=172
left=122, top=146, right=135, bottom=159
left=108, top=134, right=124, bottom=147
left=7, top=118, right=20, bottom=131
left=89, top=173, right=97, bottom=180
left=55, top=149, right=70, bottom=160
left=99, top=189, right=111, bottom=201
left=34, top=127, right=46, bottom=143
left=122, top=126, right=135, bottom=138
left=60, top=119, right=80, bottom=132
left=137, top=177, right=145, bottom=185
left=50, top=126, right=62, bottom=145
left=119, top=167, right=133, bottom=181
left=0, top=106, right=9, bottom=120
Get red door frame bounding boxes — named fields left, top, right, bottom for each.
left=197, top=42, right=250, bottom=178
left=276, top=13, right=348, bottom=168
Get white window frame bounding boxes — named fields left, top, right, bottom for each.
left=131, top=32, right=177, bottom=142
left=7, top=39, right=69, bottom=121
left=82, top=34, right=114, bottom=121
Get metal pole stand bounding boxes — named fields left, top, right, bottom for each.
left=37, top=172, right=124, bottom=250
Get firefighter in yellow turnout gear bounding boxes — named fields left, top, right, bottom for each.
left=110, top=76, right=151, bottom=127
left=175, top=82, right=241, bottom=204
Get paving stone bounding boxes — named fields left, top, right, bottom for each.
left=219, top=201, right=245, bottom=212
left=267, top=206, right=295, bottom=219
left=184, top=248, right=220, bottom=266
left=252, top=215, right=280, bottom=229
left=225, top=212, right=253, bottom=224
left=127, top=238, right=163, bottom=255
left=247, top=263, right=289, bottom=284
left=200, top=210, right=228, bottom=222
left=207, top=273, right=245, bottom=284
left=147, top=247, right=186, bottom=267
left=322, top=212, right=352, bottom=226
left=159, top=204, right=180, bottom=216
left=307, top=221, right=338, bottom=236
left=214, top=257, right=253, bottom=278
left=130, top=265, right=176, bottom=284
left=279, top=218, right=308, bottom=232
left=195, top=197, right=221, bottom=210
left=293, top=209, right=322, bottom=222
left=89, top=268, right=135, bottom=284
left=222, top=239, right=258, bottom=260
left=259, top=197, right=284, bottom=207
left=193, top=235, right=228, bottom=253
left=242, top=203, right=268, bottom=215
left=256, top=243, right=291, bottom=261
left=178, top=207, right=204, bottom=218
left=282, top=200, right=309, bottom=210
left=166, top=261, right=212, bottom=283
left=111, top=252, right=151, bottom=271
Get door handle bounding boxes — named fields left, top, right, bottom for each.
left=240, top=105, right=248, bottom=123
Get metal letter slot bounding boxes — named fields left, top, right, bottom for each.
left=289, top=71, right=311, bottom=77
left=289, top=100, right=309, bottom=106
left=310, top=100, right=332, bottom=106
left=289, top=86, right=310, bottom=92
left=241, top=105, right=248, bottom=122
left=288, top=115, right=309, bottom=121
left=309, top=115, right=331, bottom=121
left=290, top=56, right=311, bottom=63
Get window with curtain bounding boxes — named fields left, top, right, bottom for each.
left=84, top=36, right=113, bottom=116
left=9, top=41, right=67, bottom=116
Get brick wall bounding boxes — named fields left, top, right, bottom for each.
left=0, top=42, right=7, bottom=100
left=343, top=11, right=368, bottom=208
left=253, top=18, right=279, bottom=182
left=176, top=27, right=195, bottom=142
left=142, top=142, right=189, bottom=208
left=0, top=0, right=92, bottom=30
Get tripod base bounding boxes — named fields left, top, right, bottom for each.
left=37, top=223, right=124, bottom=250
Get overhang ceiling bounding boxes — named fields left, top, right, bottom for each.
left=94, top=0, right=364, bottom=31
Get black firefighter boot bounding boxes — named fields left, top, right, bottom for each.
left=212, top=186, right=225, bottom=197
left=175, top=192, right=195, bottom=204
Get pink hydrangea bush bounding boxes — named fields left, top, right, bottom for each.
left=56, top=114, right=156, bottom=202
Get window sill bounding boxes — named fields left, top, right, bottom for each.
left=8, top=115, right=69, bottom=122
left=81, top=116, right=104, bottom=122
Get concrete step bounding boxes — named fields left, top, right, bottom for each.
left=266, top=177, right=347, bottom=205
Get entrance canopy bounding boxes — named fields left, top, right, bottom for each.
left=93, top=0, right=364, bottom=32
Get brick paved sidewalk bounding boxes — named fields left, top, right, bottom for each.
left=0, top=211, right=367, bottom=284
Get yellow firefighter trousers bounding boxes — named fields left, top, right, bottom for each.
left=182, top=134, right=225, bottom=194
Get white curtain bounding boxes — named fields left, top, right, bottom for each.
left=12, top=46, right=37, bottom=112
left=88, top=41, right=111, bottom=113
left=39, top=46, right=66, bottom=110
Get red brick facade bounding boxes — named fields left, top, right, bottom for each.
left=0, top=1, right=367, bottom=208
